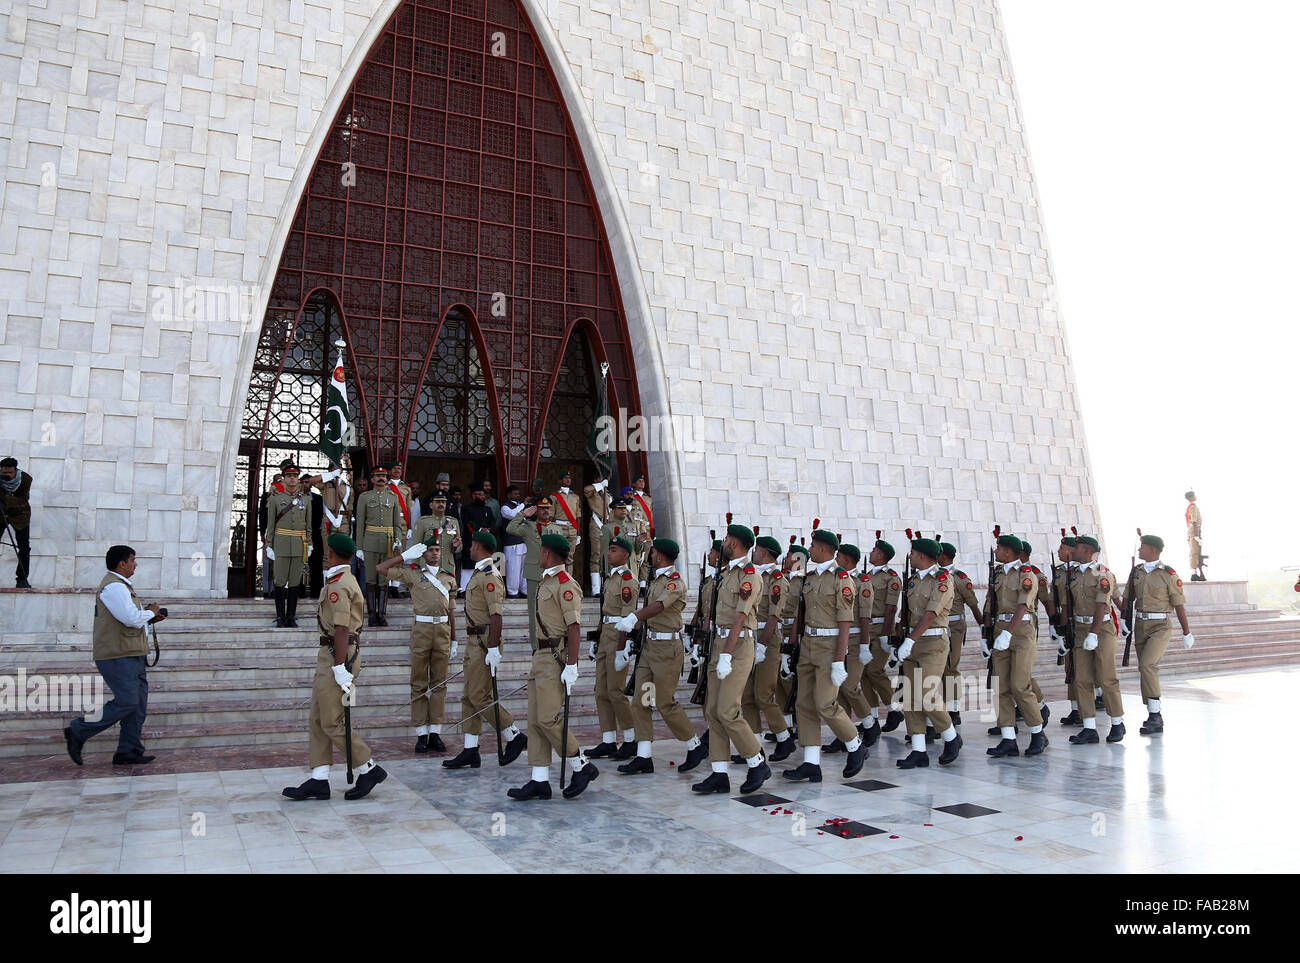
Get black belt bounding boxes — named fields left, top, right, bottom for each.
left=320, top=634, right=360, bottom=647
left=466, top=625, right=487, bottom=636
left=537, top=638, right=561, bottom=650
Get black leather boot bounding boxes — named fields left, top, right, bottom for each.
left=862, top=720, right=882, bottom=747
left=781, top=762, right=822, bottom=782
left=507, top=779, right=552, bottom=801
left=344, top=765, right=387, bottom=800
left=1059, top=708, right=1083, bottom=727
left=740, top=761, right=772, bottom=794
left=414, top=734, right=430, bottom=753
left=821, top=737, right=846, bottom=754
left=586, top=741, right=617, bottom=759
left=273, top=586, right=286, bottom=627
left=282, top=778, right=330, bottom=801
left=285, top=590, right=299, bottom=628
left=882, top=709, right=904, bottom=732
left=691, top=772, right=731, bottom=794
left=1070, top=727, right=1100, bottom=745
left=896, top=750, right=929, bottom=769
left=678, top=742, right=708, bottom=773
left=770, top=737, right=797, bottom=761
left=1106, top=722, right=1126, bottom=743
left=617, top=755, right=654, bottom=775
left=443, top=746, right=481, bottom=769
left=842, top=742, right=867, bottom=778
left=501, top=733, right=527, bottom=765
left=1026, top=731, right=1049, bottom=756
left=987, top=738, right=1019, bottom=758
left=1139, top=712, right=1164, bottom=735
left=938, top=732, right=963, bottom=765
left=614, top=741, right=637, bottom=760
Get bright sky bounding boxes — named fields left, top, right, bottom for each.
left=999, top=0, right=1300, bottom=579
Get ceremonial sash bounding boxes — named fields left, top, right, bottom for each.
left=552, top=492, right=580, bottom=531
left=388, top=482, right=410, bottom=530
left=632, top=492, right=653, bottom=529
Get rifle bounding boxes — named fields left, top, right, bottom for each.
left=587, top=525, right=617, bottom=651
left=982, top=525, right=1000, bottom=690
left=1063, top=525, right=1078, bottom=659
left=889, top=528, right=915, bottom=663
left=692, top=513, right=731, bottom=706
left=623, top=526, right=653, bottom=697
left=1049, top=542, right=1064, bottom=667
left=782, top=518, right=819, bottom=715
left=1121, top=527, right=1140, bottom=667
left=685, top=529, right=715, bottom=687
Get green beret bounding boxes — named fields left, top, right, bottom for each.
left=609, top=536, right=634, bottom=555
left=939, top=541, right=957, bottom=559
left=540, top=532, right=571, bottom=558
left=1184, top=491, right=1195, bottom=500
left=1141, top=534, right=1165, bottom=551
left=726, top=523, right=755, bottom=548
left=911, top=537, right=941, bottom=560
left=652, top=537, right=679, bottom=560
left=472, top=531, right=498, bottom=551
left=755, top=535, right=783, bottom=558
left=837, top=543, right=861, bottom=564
left=874, top=539, right=895, bottom=562
left=811, top=529, right=838, bottom=551
left=788, top=544, right=809, bottom=559
left=710, top=539, right=722, bottom=553
left=326, top=533, right=356, bottom=557
left=1077, top=535, right=1101, bottom=552
left=997, top=534, right=1022, bottom=552
left=1019, top=540, right=1033, bottom=554
left=1060, top=535, right=1078, bottom=547
left=423, top=532, right=441, bottom=548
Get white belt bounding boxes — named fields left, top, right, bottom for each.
left=602, top=615, right=624, bottom=624
left=756, top=620, right=768, bottom=630
left=647, top=630, right=678, bottom=640
left=948, top=614, right=963, bottom=621
left=783, top=618, right=795, bottom=626
left=847, top=627, right=861, bottom=636
left=996, top=613, right=1030, bottom=622
left=1136, top=612, right=1168, bottom=620
left=921, top=627, right=945, bottom=637
left=870, top=617, right=886, bottom=624
left=715, top=626, right=753, bottom=639
left=415, top=615, right=448, bottom=624
left=804, top=626, right=840, bottom=637
left=1074, top=615, right=1093, bottom=623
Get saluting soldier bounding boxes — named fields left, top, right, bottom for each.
left=507, top=533, right=599, bottom=800
left=506, top=496, right=564, bottom=648
left=583, top=476, right=611, bottom=595
left=412, top=492, right=461, bottom=578
left=282, top=533, right=387, bottom=801
left=691, top=523, right=771, bottom=795
left=1068, top=535, right=1126, bottom=743
left=861, top=538, right=904, bottom=737
left=599, top=498, right=648, bottom=581
left=264, top=464, right=313, bottom=628
left=780, top=530, right=867, bottom=782
left=742, top=535, right=796, bottom=760
left=936, top=542, right=982, bottom=727
left=444, top=531, right=528, bottom=768
left=585, top=535, right=639, bottom=761
left=985, top=534, right=1048, bottom=758
left=550, top=468, right=583, bottom=577
left=894, top=538, right=963, bottom=769
left=627, top=473, right=653, bottom=531
left=1121, top=534, right=1194, bottom=735
left=376, top=535, right=458, bottom=754
left=824, top=542, right=873, bottom=753
left=354, top=466, right=403, bottom=626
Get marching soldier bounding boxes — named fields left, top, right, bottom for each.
left=614, top=538, right=708, bottom=775
left=742, top=535, right=796, bottom=760
left=264, top=465, right=313, bottom=628
left=282, top=533, right=387, bottom=801
left=551, top=468, right=583, bottom=577
left=1120, top=534, right=1194, bottom=735
left=1053, top=534, right=1084, bottom=725
left=507, top=534, right=598, bottom=800
left=1068, top=535, right=1126, bottom=744
left=781, top=530, right=867, bottom=782
left=772, top=542, right=809, bottom=738
left=861, top=538, right=903, bottom=737
left=583, top=476, right=611, bottom=595
left=1185, top=491, right=1205, bottom=580
left=1017, top=540, right=1054, bottom=725
left=444, top=531, right=528, bottom=768
left=354, top=466, right=403, bottom=626
left=599, top=498, right=648, bottom=581
left=412, top=493, right=461, bottom=578
left=376, top=535, right=458, bottom=754
left=937, top=542, right=982, bottom=727
left=823, top=542, right=873, bottom=753
left=894, top=538, right=962, bottom=769
left=585, top=535, right=639, bottom=761
left=684, top=539, right=721, bottom=672
left=985, top=534, right=1049, bottom=758
left=506, top=496, right=564, bottom=648
left=691, top=523, right=771, bottom=795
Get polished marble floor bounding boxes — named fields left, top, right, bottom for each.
left=1, top=667, right=1295, bottom=874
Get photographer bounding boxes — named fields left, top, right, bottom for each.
left=0, top=456, right=32, bottom=588
left=63, top=545, right=168, bottom=766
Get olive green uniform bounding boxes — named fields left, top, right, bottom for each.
left=506, top=512, right=565, bottom=647
left=743, top=566, right=789, bottom=735
left=1126, top=562, right=1186, bottom=702
left=265, top=489, right=312, bottom=587
left=706, top=557, right=763, bottom=764
left=593, top=564, right=638, bottom=734
left=354, top=489, right=402, bottom=587
left=833, top=570, right=873, bottom=720
left=629, top=565, right=695, bottom=742
left=942, top=567, right=979, bottom=706
left=795, top=563, right=859, bottom=746
left=412, top=512, right=460, bottom=577
left=862, top=566, right=902, bottom=709
left=989, top=562, right=1042, bottom=728
left=391, top=563, right=458, bottom=728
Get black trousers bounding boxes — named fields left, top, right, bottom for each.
left=5, top=523, right=29, bottom=583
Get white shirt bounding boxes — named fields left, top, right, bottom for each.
left=655, top=564, right=675, bottom=579
left=474, top=557, right=496, bottom=573
left=809, top=556, right=837, bottom=576
left=1143, top=560, right=1160, bottom=573
left=1078, top=560, right=1098, bottom=574
left=916, top=564, right=939, bottom=579
left=99, top=572, right=153, bottom=629
left=609, top=564, right=628, bottom=577
left=500, top=500, right=523, bottom=520
left=324, top=564, right=349, bottom=580
left=542, top=563, right=566, bottom=578
left=1001, top=561, right=1019, bottom=575
left=869, top=564, right=888, bottom=575
left=727, top=553, right=750, bottom=571
left=754, top=561, right=776, bottom=575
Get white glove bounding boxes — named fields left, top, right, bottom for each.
left=319, top=468, right=340, bottom=483
left=715, top=653, right=733, bottom=680
left=485, top=646, right=502, bottom=676
left=614, top=643, right=633, bottom=671
left=688, top=644, right=702, bottom=668
left=1083, top=632, right=1099, bottom=651
left=830, top=661, right=848, bottom=687
left=266, top=547, right=275, bottom=561
left=575, top=536, right=581, bottom=545
left=308, top=543, right=315, bottom=557
left=615, top=612, right=638, bottom=633
left=560, top=663, right=578, bottom=693
left=355, top=550, right=363, bottom=561
left=331, top=663, right=354, bottom=696
left=588, top=639, right=597, bottom=660
left=979, top=638, right=991, bottom=659
left=780, top=653, right=794, bottom=679
left=896, top=639, right=914, bottom=661
left=401, top=543, right=425, bottom=562
left=449, top=639, right=458, bottom=661
left=1049, top=626, right=1062, bottom=644
left=681, top=631, right=691, bottom=654
left=1183, top=632, right=1195, bottom=650
left=753, top=644, right=767, bottom=665
left=993, top=630, right=1012, bottom=651
left=1057, top=636, right=1069, bottom=657
left=858, top=642, right=870, bottom=663
left=406, top=529, right=413, bottom=541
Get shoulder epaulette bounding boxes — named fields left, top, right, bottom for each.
left=1031, top=565, right=1043, bottom=575
left=670, top=572, right=680, bottom=580
left=954, top=569, right=967, bottom=579
left=837, top=569, right=848, bottom=579
left=886, top=568, right=897, bottom=576
left=744, top=564, right=755, bottom=574
left=557, top=571, right=570, bottom=584
left=622, top=571, right=633, bottom=580
left=936, top=570, right=948, bottom=581
left=773, top=571, right=785, bottom=580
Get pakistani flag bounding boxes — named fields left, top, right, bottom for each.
left=320, top=341, right=350, bottom=468
left=587, top=360, right=614, bottom=484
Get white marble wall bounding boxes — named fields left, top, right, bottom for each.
left=0, top=0, right=1100, bottom=606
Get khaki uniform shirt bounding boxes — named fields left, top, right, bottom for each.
left=600, top=515, right=645, bottom=578
left=780, top=572, right=805, bottom=626
left=907, top=566, right=954, bottom=630
left=355, top=489, right=402, bottom=555
left=869, top=566, right=903, bottom=621
left=602, top=564, right=640, bottom=619
left=392, top=564, right=457, bottom=619
left=412, top=512, right=460, bottom=576
left=628, top=491, right=653, bottom=529
left=714, top=557, right=762, bottom=636
left=854, top=572, right=875, bottom=623
left=756, top=566, right=784, bottom=627
left=950, top=568, right=979, bottom=617
left=1070, top=561, right=1118, bottom=638
left=803, top=563, right=856, bottom=630
left=1186, top=503, right=1202, bottom=538
left=992, top=562, right=1038, bottom=640
left=645, top=566, right=687, bottom=633
left=464, top=559, right=505, bottom=638
left=693, top=569, right=717, bottom=626
left=536, top=566, right=583, bottom=644
left=1128, top=563, right=1186, bottom=614
left=551, top=489, right=582, bottom=535
left=306, top=476, right=350, bottom=536
left=265, top=490, right=312, bottom=558
left=318, top=566, right=365, bottom=641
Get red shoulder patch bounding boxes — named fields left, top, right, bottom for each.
left=622, top=571, right=633, bottom=580
left=1031, top=565, right=1043, bottom=574
left=1167, top=567, right=1177, bottom=576
left=558, top=572, right=571, bottom=584
left=773, top=571, right=784, bottom=580
left=744, top=565, right=755, bottom=575
left=936, top=571, right=948, bottom=581
left=328, top=591, right=339, bottom=603
left=670, top=572, right=680, bottom=579
left=327, top=572, right=344, bottom=583
left=838, top=569, right=848, bottom=579
left=954, top=570, right=966, bottom=579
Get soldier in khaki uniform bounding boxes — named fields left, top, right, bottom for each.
left=412, top=493, right=461, bottom=578
left=742, top=536, right=796, bottom=760
left=1068, top=535, right=1126, bottom=744
left=302, top=464, right=352, bottom=538
left=1052, top=534, right=1085, bottom=725
left=550, top=469, right=583, bottom=577
left=507, top=533, right=599, bottom=800
left=506, top=496, right=564, bottom=648
left=937, top=542, right=982, bottom=726
left=353, top=466, right=403, bottom=626
left=599, top=498, right=648, bottom=580
left=283, top=533, right=387, bottom=801
left=772, top=543, right=808, bottom=736
left=614, top=538, right=708, bottom=775
left=859, top=539, right=903, bottom=737
left=444, top=532, right=528, bottom=768
left=1121, top=534, right=1194, bottom=735
left=779, top=530, right=866, bottom=783
left=824, top=542, right=873, bottom=753
left=264, top=465, right=313, bottom=628
left=584, top=536, right=639, bottom=760
left=627, top=473, right=653, bottom=531
left=985, top=534, right=1049, bottom=758
left=894, top=538, right=963, bottom=769
left=376, top=536, right=459, bottom=754
left=691, top=523, right=772, bottom=796
left=1018, top=541, right=1055, bottom=723
left=1185, top=491, right=1205, bottom=580
left=582, top=477, right=611, bottom=594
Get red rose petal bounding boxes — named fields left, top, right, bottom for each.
left=1015, top=835, right=1024, bottom=841
left=889, top=835, right=899, bottom=839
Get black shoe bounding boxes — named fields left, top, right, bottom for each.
left=771, top=738, right=797, bottom=762
left=781, top=762, right=822, bottom=782
left=1139, top=712, right=1164, bottom=735
left=843, top=742, right=867, bottom=778
left=862, top=721, right=881, bottom=747
left=822, top=738, right=847, bottom=754
left=1026, top=731, right=1049, bottom=756
left=1070, top=727, right=1100, bottom=745
left=285, top=592, right=299, bottom=628
left=987, top=738, right=1019, bottom=758
left=617, top=756, right=654, bottom=775
left=764, top=731, right=778, bottom=742
left=614, top=742, right=637, bottom=760
left=282, top=778, right=330, bottom=801
left=442, top=747, right=481, bottom=769
left=64, top=727, right=84, bottom=766
left=429, top=733, right=446, bottom=753
left=365, top=593, right=378, bottom=627
left=1040, top=704, right=1051, bottom=726
left=938, top=732, right=963, bottom=765
left=112, top=751, right=155, bottom=765
left=273, top=586, right=286, bottom=626
left=882, top=710, right=904, bottom=732
left=1060, top=709, right=1083, bottom=727
left=388, top=586, right=399, bottom=599
left=950, top=711, right=962, bottom=727
left=1095, top=695, right=1105, bottom=711
left=896, top=750, right=929, bottom=769
left=924, top=725, right=936, bottom=743
left=507, top=779, right=552, bottom=801
left=15, top=578, right=31, bottom=589
left=344, top=765, right=387, bottom=800
left=414, top=734, right=430, bottom=753
left=700, top=730, right=710, bottom=751
left=586, top=741, right=617, bottom=759
left=562, top=762, right=599, bottom=799
left=377, top=594, right=389, bottom=627
left=1106, top=722, right=1126, bottom=743
left=692, top=772, right=731, bottom=794
left=501, top=733, right=527, bottom=766
left=678, top=743, right=708, bottom=773
left=740, top=761, right=772, bottom=794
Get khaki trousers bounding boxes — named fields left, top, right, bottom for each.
left=272, top=553, right=304, bottom=588
left=834, top=636, right=873, bottom=721
left=900, top=635, right=952, bottom=736
left=705, top=635, right=760, bottom=762
left=309, top=643, right=371, bottom=768
left=629, top=638, right=695, bottom=742
left=993, top=634, right=1043, bottom=727
left=743, top=638, right=786, bottom=734
left=1189, top=536, right=1202, bottom=569
left=409, top=622, right=451, bottom=727
left=526, top=648, right=579, bottom=766
left=862, top=635, right=894, bottom=709
left=594, top=624, right=633, bottom=732
left=1135, top=619, right=1172, bottom=701
left=1072, top=630, right=1123, bottom=719
left=795, top=635, right=858, bottom=746
left=460, top=639, right=514, bottom=736
left=943, top=619, right=965, bottom=704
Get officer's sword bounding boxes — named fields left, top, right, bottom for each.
left=491, top=667, right=504, bottom=766
left=448, top=682, right=529, bottom=732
